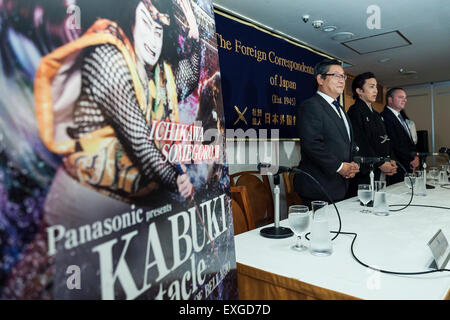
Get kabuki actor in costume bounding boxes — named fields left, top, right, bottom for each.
left=0, top=0, right=236, bottom=300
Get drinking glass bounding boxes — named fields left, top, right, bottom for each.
left=439, top=165, right=449, bottom=184
left=358, top=184, right=373, bottom=213
left=428, top=167, right=439, bottom=185
left=414, top=170, right=427, bottom=196
left=438, top=169, right=448, bottom=185
left=288, top=205, right=311, bottom=251
left=373, top=181, right=389, bottom=216
left=404, top=173, right=416, bottom=194
left=309, top=201, right=332, bottom=256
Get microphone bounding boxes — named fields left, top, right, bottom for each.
left=257, top=163, right=292, bottom=174
left=412, top=152, right=440, bottom=157
left=439, top=147, right=450, bottom=155
left=353, top=156, right=391, bottom=164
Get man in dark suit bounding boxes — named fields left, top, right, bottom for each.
left=347, top=72, right=397, bottom=197
left=381, top=88, right=419, bottom=184
left=294, top=59, right=359, bottom=207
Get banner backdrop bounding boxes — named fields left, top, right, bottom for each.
left=215, top=11, right=328, bottom=139
left=0, top=0, right=236, bottom=300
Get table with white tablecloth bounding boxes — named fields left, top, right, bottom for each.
left=234, top=182, right=450, bottom=300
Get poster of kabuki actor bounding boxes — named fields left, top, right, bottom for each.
left=0, top=0, right=237, bottom=300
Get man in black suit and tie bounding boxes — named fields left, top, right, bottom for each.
left=381, top=88, right=419, bottom=184
left=293, top=59, right=359, bottom=207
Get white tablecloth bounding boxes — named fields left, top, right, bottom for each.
left=234, top=182, right=450, bottom=300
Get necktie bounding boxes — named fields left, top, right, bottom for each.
left=332, top=100, right=343, bottom=117
left=332, top=100, right=351, bottom=140
left=398, top=113, right=412, bottom=139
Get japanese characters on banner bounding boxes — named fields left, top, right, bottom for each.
left=0, top=0, right=236, bottom=300
left=215, top=11, right=328, bottom=139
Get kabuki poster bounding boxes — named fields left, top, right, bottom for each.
left=0, top=0, right=236, bottom=300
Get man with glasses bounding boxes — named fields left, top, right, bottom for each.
left=294, top=59, right=359, bottom=208
left=381, top=88, right=419, bottom=184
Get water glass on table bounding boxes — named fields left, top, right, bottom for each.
left=309, top=201, right=332, bottom=256
left=404, top=173, right=416, bottom=194
left=358, top=184, right=372, bottom=213
left=288, top=205, right=311, bottom=251
left=438, top=167, right=448, bottom=185
left=373, top=181, right=389, bottom=216
left=428, top=167, right=439, bottom=185
left=414, top=170, right=427, bottom=196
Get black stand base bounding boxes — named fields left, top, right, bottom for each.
left=260, top=226, right=293, bottom=239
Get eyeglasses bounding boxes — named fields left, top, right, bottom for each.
left=323, top=73, right=347, bottom=80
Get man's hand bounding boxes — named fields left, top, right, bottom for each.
left=410, top=156, right=419, bottom=170
left=338, top=162, right=360, bottom=179
left=390, top=160, right=398, bottom=174
left=390, top=160, right=398, bottom=169
left=379, top=161, right=397, bottom=176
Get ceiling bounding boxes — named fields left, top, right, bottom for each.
left=212, top=0, right=450, bottom=87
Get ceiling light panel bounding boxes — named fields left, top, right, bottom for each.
left=342, top=31, right=411, bottom=55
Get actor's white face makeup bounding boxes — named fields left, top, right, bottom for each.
left=134, top=2, right=163, bottom=67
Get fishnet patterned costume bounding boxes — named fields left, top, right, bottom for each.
left=66, top=42, right=200, bottom=191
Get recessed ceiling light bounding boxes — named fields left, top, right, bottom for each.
left=322, top=25, right=337, bottom=32
left=331, top=32, right=354, bottom=41
left=379, top=57, right=391, bottom=63
left=312, top=20, right=324, bottom=29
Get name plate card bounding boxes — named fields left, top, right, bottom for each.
left=427, top=229, right=450, bottom=270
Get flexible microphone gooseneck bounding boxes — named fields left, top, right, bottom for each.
left=388, top=159, right=414, bottom=212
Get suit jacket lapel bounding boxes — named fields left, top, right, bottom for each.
left=315, top=94, right=350, bottom=143
left=385, top=108, right=413, bottom=143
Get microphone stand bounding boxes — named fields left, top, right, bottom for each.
left=260, top=174, right=294, bottom=239
left=417, top=154, right=435, bottom=189
left=369, top=163, right=375, bottom=207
